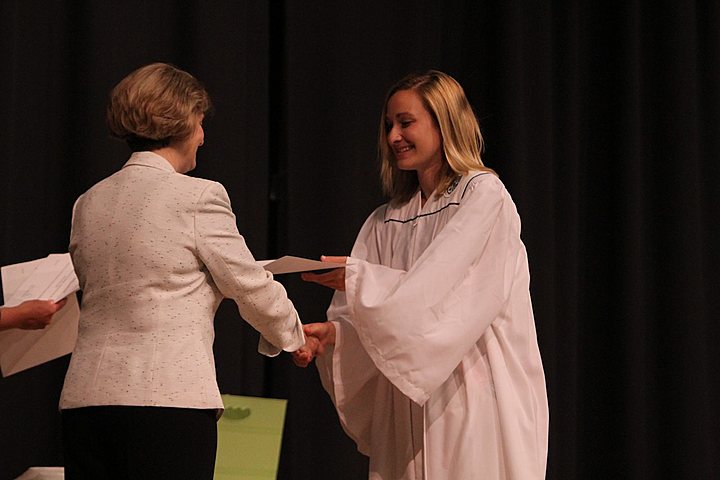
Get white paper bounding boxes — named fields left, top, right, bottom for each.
left=0, top=253, right=80, bottom=377
left=258, top=256, right=346, bottom=275
left=2, top=253, right=79, bottom=306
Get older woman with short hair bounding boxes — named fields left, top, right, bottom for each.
left=60, top=63, right=305, bottom=480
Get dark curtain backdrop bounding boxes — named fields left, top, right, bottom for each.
left=1, top=1, right=718, bottom=479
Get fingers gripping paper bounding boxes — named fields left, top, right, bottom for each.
left=0, top=253, right=80, bottom=377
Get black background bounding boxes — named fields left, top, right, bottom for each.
left=1, top=1, right=719, bottom=479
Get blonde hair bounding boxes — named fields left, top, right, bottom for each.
left=379, top=70, right=494, bottom=204
left=106, top=63, right=211, bottom=151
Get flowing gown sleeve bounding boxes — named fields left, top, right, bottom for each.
left=315, top=206, right=389, bottom=455
left=344, top=174, right=521, bottom=405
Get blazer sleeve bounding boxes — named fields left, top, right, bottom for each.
left=194, top=181, right=304, bottom=356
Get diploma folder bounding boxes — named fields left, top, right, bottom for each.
left=258, top=256, right=345, bottom=275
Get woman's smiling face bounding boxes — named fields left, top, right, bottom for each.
left=385, top=89, right=443, bottom=175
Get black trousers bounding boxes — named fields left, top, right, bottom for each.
left=62, top=406, right=217, bottom=480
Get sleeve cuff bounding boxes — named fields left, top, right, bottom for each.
left=257, top=312, right=306, bottom=357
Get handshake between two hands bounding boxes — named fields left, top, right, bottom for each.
left=292, top=255, right=346, bottom=368
left=291, top=321, right=336, bottom=368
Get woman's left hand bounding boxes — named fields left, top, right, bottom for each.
left=301, top=256, right=347, bottom=291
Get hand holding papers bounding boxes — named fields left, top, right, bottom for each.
left=258, top=255, right=346, bottom=275
left=0, top=298, right=67, bottom=331
left=0, top=253, right=80, bottom=376
left=299, top=255, right=348, bottom=291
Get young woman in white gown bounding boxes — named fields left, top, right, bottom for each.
left=295, top=70, right=549, bottom=480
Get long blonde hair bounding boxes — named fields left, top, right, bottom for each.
left=379, top=70, right=494, bottom=204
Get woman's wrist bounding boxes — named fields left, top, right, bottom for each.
left=328, top=321, right=337, bottom=345
left=0, top=306, right=14, bottom=330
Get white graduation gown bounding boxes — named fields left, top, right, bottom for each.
left=316, top=172, right=548, bottom=479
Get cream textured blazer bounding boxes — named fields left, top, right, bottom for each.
left=60, top=152, right=304, bottom=411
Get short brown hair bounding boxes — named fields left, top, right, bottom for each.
left=106, top=63, right=211, bottom=151
left=378, top=70, right=493, bottom=204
